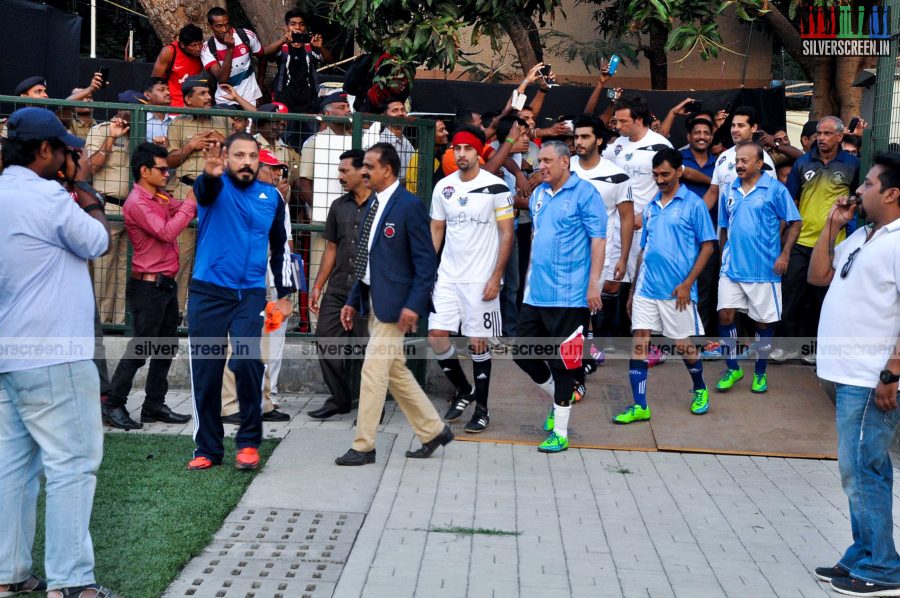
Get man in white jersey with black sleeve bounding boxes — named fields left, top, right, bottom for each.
left=429, top=125, right=515, bottom=433
left=572, top=115, right=633, bottom=368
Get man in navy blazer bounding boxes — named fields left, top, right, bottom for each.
left=335, top=142, right=453, bottom=466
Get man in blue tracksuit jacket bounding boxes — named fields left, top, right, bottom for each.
left=187, top=132, right=294, bottom=470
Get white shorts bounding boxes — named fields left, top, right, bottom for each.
left=631, top=295, right=705, bottom=340
left=624, top=228, right=643, bottom=284
left=428, top=279, right=501, bottom=338
left=717, top=278, right=782, bottom=323
left=600, top=222, right=626, bottom=284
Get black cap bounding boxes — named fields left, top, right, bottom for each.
left=14, top=76, right=46, bottom=96
left=6, top=107, right=84, bottom=148
left=320, top=91, right=349, bottom=109
left=257, top=102, right=289, bottom=113
left=117, top=90, right=147, bottom=104
left=181, top=75, right=211, bottom=96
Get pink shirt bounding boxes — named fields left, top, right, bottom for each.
left=123, top=184, right=196, bottom=277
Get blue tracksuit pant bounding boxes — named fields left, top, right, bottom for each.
left=187, top=279, right=267, bottom=462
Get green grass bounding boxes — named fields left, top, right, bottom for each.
left=25, top=434, right=277, bottom=598
left=425, top=526, right=522, bottom=537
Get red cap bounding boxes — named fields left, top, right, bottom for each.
left=259, top=149, right=285, bottom=166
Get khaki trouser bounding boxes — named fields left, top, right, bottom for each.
left=94, top=221, right=128, bottom=325
left=221, top=330, right=277, bottom=416
left=352, top=314, right=444, bottom=452
left=175, top=227, right=196, bottom=315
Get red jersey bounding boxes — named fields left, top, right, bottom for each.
left=166, top=42, right=202, bottom=108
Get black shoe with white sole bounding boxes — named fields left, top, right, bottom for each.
left=443, top=390, right=474, bottom=422
left=464, top=407, right=489, bottom=433
left=831, top=576, right=900, bottom=596
left=815, top=564, right=850, bottom=582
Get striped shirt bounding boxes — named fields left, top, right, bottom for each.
left=720, top=173, right=801, bottom=283
left=525, top=173, right=607, bottom=308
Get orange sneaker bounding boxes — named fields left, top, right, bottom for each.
left=187, top=456, right=214, bottom=470
left=235, top=447, right=260, bottom=470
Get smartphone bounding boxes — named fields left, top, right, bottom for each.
left=292, top=32, right=312, bottom=44
left=607, top=54, right=621, bottom=76
left=723, top=101, right=734, bottom=114
left=848, top=116, right=860, bottom=132
left=605, top=88, right=617, bottom=100
left=685, top=100, right=703, bottom=113
left=540, top=64, right=553, bottom=79
left=752, top=131, right=765, bottom=142
left=99, top=66, right=110, bottom=87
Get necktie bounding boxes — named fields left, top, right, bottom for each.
left=353, top=196, right=379, bottom=280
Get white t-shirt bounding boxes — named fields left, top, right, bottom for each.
left=817, top=218, right=900, bottom=387
left=711, top=145, right=776, bottom=204
left=431, top=169, right=514, bottom=283
left=570, top=156, right=632, bottom=224
left=201, top=29, right=263, bottom=106
left=602, top=130, right=672, bottom=213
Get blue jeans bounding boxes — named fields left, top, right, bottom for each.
left=0, top=361, right=103, bottom=589
left=836, top=382, right=900, bottom=586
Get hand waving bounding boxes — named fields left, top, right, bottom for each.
left=203, top=141, right=226, bottom=178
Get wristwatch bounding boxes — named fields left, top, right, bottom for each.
left=879, top=369, right=900, bottom=385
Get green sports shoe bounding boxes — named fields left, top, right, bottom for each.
left=715, top=368, right=744, bottom=391
left=612, top=404, right=651, bottom=424
left=543, top=405, right=555, bottom=432
left=691, top=388, right=710, bottom=414
left=538, top=431, right=569, bottom=453
left=751, top=372, right=768, bottom=393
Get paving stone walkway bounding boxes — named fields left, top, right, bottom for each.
left=110, top=390, right=897, bottom=598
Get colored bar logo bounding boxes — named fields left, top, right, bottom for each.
left=800, top=0, right=892, bottom=56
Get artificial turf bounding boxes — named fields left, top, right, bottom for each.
left=25, top=434, right=278, bottom=598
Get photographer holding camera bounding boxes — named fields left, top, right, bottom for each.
left=272, top=9, right=333, bottom=117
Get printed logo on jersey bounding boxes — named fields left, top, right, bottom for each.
left=728, top=162, right=735, bottom=171
left=442, top=185, right=455, bottom=199
left=458, top=195, right=468, bottom=206
left=534, top=196, right=544, bottom=213
left=726, top=194, right=736, bottom=216
left=832, top=170, right=846, bottom=184
left=803, top=168, right=816, bottom=181
left=625, top=153, right=634, bottom=161
left=614, top=144, right=623, bottom=157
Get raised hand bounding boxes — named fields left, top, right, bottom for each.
left=223, top=29, right=236, bottom=48
left=671, top=97, right=695, bottom=116
left=203, top=141, right=226, bottom=177
left=109, top=118, right=130, bottom=138
left=218, top=83, right=237, bottom=101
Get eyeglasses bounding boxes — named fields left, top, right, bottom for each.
left=149, top=165, right=169, bottom=173
left=840, top=247, right=861, bottom=278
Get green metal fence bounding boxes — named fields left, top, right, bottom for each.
left=869, top=0, right=900, bottom=169
left=0, top=95, right=437, bottom=384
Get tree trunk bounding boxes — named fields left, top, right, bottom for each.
left=810, top=57, right=837, bottom=119
left=834, top=55, right=874, bottom=122
left=502, top=15, right=541, bottom=75
left=645, top=20, right=668, bottom=89
left=758, top=4, right=815, bottom=79
left=138, top=0, right=224, bottom=44
left=238, top=0, right=284, bottom=50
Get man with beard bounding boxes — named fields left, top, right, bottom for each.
left=715, top=142, right=800, bottom=394
left=186, top=133, right=294, bottom=471
left=166, top=76, right=231, bottom=313
left=571, top=115, right=633, bottom=369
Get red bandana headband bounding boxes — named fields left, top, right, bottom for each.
left=451, top=131, right=484, bottom=154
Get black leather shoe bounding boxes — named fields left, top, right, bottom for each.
left=141, top=404, right=191, bottom=424
left=101, top=405, right=143, bottom=430
left=406, top=425, right=454, bottom=458
left=262, top=409, right=290, bottom=422
left=308, top=404, right=350, bottom=420
left=335, top=448, right=376, bottom=466
left=221, top=413, right=241, bottom=425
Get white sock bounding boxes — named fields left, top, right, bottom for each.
left=538, top=377, right=555, bottom=399
left=553, top=404, right=571, bottom=438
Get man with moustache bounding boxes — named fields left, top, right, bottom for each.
left=186, top=133, right=294, bottom=471
left=618, top=148, right=716, bottom=424
left=714, top=142, right=801, bottom=394
left=571, top=115, right=633, bottom=369
left=151, top=24, right=204, bottom=108
left=308, top=149, right=371, bottom=420
left=142, top=78, right=174, bottom=145
left=335, top=143, right=452, bottom=466
left=809, top=152, right=900, bottom=596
